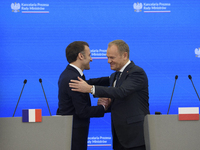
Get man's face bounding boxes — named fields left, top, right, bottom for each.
left=82, top=45, right=92, bottom=70
left=106, top=44, right=127, bottom=71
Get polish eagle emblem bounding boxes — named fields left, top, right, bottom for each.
left=195, top=48, right=200, bottom=58
left=11, top=2, right=20, bottom=13
left=133, top=2, right=142, bottom=12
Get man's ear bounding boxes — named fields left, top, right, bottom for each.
left=78, top=53, right=84, bottom=60
left=123, top=52, right=128, bottom=59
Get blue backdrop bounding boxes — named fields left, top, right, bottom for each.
left=1, top=0, right=200, bottom=149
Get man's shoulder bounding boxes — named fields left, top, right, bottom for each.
left=59, top=67, right=79, bottom=83
left=128, top=61, right=143, bottom=70
left=126, top=62, right=146, bottom=75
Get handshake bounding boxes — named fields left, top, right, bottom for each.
left=97, top=98, right=111, bottom=111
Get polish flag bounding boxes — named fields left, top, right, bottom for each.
left=22, top=109, right=42, bottom=122
left=178, top=107, right=199, bottom=121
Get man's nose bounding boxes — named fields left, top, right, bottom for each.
left=108, top=58, right=111, bottom=63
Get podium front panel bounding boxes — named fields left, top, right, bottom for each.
left=144, top=115, right=200, bottom=150
left=0, top=116, right=72, bottom=150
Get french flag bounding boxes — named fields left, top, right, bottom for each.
left=22, top=109, right=42, bottom=122
left=178, top=107, right=199, bottom=121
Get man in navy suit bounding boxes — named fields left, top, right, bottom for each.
left=69, top=40, right=150, bottom=150
left=56, top=41, right=110, bottom=150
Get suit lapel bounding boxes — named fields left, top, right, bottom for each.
left=116, top=61, right=135, bottom=87
left=110, top=73, right=116, bottom=87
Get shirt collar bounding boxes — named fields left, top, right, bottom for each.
left=69, top=64, right=83, bottom=76
left=119, top=60, right=131, bottom=73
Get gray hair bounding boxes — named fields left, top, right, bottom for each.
left=108, top=40, right=129, bottom=58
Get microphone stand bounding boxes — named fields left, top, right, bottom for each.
left=13, top=79, right=27, bottom=117
left=188, top=75, right=200, bottom=101
left=39, top=78, right=52, bottom=116
left=167, top=75, right=178, bottom=114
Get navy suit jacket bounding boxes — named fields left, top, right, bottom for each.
left=94, top=61, right=150, bottom=148
left=56, top=65, right=110, bottom=150
left=57, top=64, right=110, bottom=128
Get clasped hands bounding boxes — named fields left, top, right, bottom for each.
left=97, top=98, right=111, bottom=111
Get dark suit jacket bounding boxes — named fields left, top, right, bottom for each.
left=56, top=65, right=109, bottom=149
left=94, top=61, right=150, bottom=148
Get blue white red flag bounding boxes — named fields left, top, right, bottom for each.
left=22, top=109, right=42, bottom=122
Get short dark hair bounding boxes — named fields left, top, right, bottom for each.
left=65, top=41, right=89, bottom=63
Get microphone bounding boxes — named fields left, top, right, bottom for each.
left=188, top=75, right=200, bottom=101
left=167, top=75, right=178, bottom=114
left=39, top=78, right=52, bottom=116
left=13, top=79, right=27, bottom=117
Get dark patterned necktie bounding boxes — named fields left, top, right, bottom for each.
left=114, top=71, right=121, bottom=87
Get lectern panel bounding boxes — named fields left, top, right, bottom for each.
left=144, top=115, right=200, bottom=150
left=0, top=116, right=72, bottom=150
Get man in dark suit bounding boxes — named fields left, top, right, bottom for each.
left=56, top=41, right=110, bottom=150
left=69, top=40, right=150, bottom=150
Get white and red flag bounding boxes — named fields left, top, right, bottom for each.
left=178, top=107, right=199, bottom=121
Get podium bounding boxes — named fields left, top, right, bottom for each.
left=0, top=116, right=73, bottom=150
left=144, top=115, right=200, bottom=150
